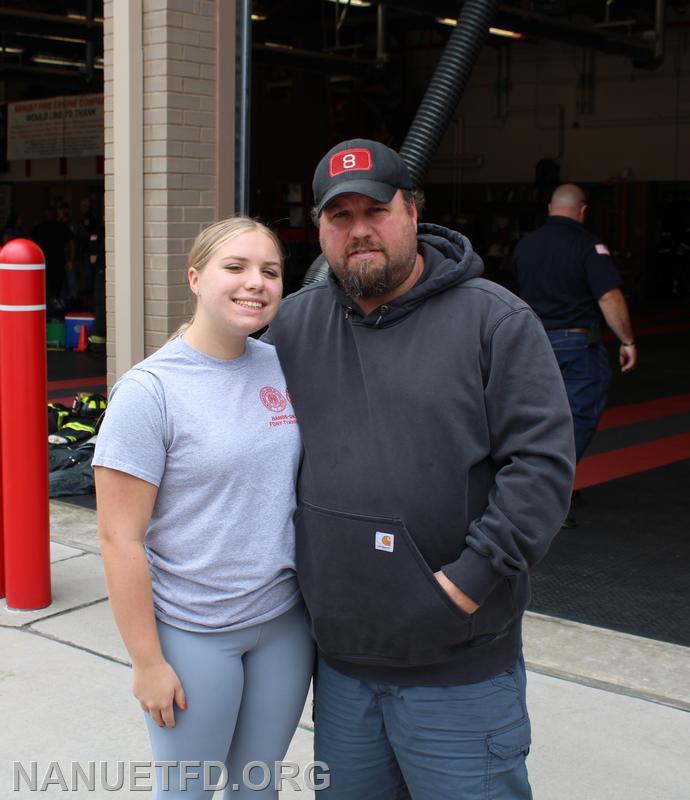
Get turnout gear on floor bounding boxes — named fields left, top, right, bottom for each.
left=48, top=438, right=97, bottom=497
left=71, top=392, right=107, bottom=418
left=48, top=402, right=71, bottom=434
left=48, top=418, right=99, bottom=446
left=47, top=392, right=105, bottom=496
left=49, top=456, right=95, bottom=497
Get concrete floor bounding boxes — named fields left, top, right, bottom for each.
left=0, top=500, right=688, bottom=799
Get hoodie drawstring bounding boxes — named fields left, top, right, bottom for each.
left=343, top=304, right=390, bottom=325
left=374, top=305, right=390, bottom=326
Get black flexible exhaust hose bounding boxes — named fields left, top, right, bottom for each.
left=301, top=0, right=498, bottom=286
left=400, top=0, right=499, bottom=185
left=302, top=253, right=330, bottom=286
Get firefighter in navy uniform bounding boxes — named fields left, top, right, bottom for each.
left=512, top=184, right=637, bottom=517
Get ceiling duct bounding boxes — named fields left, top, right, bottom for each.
left=400, top=0, right=499, bottom=185
left=303, top=0, right=499, bottom=285
left=383, top=0, right=667, bottom=67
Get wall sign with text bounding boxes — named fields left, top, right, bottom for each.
left=7, top=94, right=104, bottom=161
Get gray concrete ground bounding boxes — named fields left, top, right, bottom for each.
left=1, top=500, right=689, bottom=798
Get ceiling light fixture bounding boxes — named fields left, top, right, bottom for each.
left=66, top=13, right=105, bottom=23
left=325, top=0, right=372, bottom=8
left=32, top=55, right=84, bottom=67
left=436, top=18, right=524, bottom=40
left=18, top=31, right=88, bottom=44
left=488, top=27, right=524, bottom=40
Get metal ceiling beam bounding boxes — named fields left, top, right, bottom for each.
left=0, top=63, right=103, bottom=87
left=2, top=37, right=98, bottom=60
left=0, top=8, right=102, bottom=44
left=253, top=42, right=379, bottom=75
left=373, top=0, right=658, bottom=65
left=496, top=6, right=654, bottom=63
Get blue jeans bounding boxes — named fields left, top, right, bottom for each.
left=547, top=331, right=611, bottom=462
left=313, top=655, right=532, bottom=800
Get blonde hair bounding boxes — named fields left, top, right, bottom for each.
left=173, top=217, right=284, bottom=339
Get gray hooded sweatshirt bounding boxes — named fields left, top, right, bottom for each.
left=266, top=223, right=575, bottom=685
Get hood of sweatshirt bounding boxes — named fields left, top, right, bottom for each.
left=327, top=223, right=485, bottom=326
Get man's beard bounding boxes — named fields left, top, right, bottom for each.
left=333, top=237, right=415, bottom=300
left=340, top=256, right=394, bottom=299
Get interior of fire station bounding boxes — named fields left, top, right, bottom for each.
left=0, top=1, right=688, bottom=648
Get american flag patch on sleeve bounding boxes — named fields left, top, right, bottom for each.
left=595, top=243, right=610, bottom=255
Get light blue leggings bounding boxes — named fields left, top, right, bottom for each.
left=145, top=603, right=314, bottom=798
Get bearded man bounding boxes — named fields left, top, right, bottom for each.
left=264, top=139, right=575, bottom=800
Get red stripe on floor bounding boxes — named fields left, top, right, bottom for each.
left=574, top=432, right=690, bottom=489
left=599, top=393, right=690, bottom=430
left=47, top=376, right=106, bottom=390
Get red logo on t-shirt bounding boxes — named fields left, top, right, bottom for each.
left=329, top=148, right=373, bottom=177
left=259, top=386, right=287, bottom=413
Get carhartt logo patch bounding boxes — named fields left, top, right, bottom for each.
left=375, top=531, right=395, bottom=552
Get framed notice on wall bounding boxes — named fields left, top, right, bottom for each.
left=6, top=94, right=104, bottom=161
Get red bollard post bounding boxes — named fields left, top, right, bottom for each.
left=0, top=238, right=51, bottom=609
left=0, top=398, right=4, bottom=600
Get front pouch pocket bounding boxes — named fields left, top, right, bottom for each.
left=295, top=501, right=473, bottom=667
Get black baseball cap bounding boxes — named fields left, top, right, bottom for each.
left=313, top=138, right=414, bottom=214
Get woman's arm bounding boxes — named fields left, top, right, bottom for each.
left=95, top=466, right=187, bottom=728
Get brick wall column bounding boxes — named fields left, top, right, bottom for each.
left=104, top=0, right=236, bottom=385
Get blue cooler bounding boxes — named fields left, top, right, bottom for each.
left=64, top=313, right=95, bottom=349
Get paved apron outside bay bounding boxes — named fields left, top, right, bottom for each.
left=1, top=501, right=688, bottom=798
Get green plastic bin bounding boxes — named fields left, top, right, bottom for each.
left=47, top=321, right=66, bottom=349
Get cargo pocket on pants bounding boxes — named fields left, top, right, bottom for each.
left=486, top=717, right=532, bottom=800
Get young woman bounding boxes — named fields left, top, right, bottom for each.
left=93, top=218, right=313, bottom=799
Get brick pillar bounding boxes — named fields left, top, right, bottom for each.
left=104, top=0, right=236, bottom=384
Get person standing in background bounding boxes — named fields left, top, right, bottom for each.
left=2, top=211, right=25, bottom=244
left=72, top=196, right=98, bottom=296
left=32, top=202, right=74, bottom=308
left=88, top=207, right=106, bottom=345
left=512, top=184, right=637, bottom=524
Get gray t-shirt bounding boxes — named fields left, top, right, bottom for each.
left=93, top=336, right=302, bottom=632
